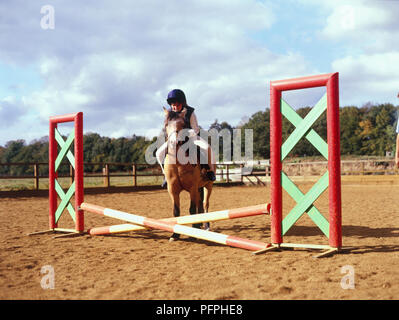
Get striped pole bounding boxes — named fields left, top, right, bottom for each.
left=81, top=203, right=270, bottom=252
left=87, top=203, right=271, bottom=236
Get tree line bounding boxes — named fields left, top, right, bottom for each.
left=241, top=102, right=398, bottom=160
left=0, top=102, right=398, bottom=176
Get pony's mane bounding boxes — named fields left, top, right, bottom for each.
left=167, top=110, right=183, bottom=121
left=164, top=110, right=187, bottom=132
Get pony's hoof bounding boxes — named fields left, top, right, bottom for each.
left=169, top=233, right=180, bottom=241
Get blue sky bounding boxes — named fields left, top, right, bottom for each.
left=252, top=2, right=328, bottom=64
left=0, top=62, right=43, bottom=99
left=1, top=0, right=399, bottom=146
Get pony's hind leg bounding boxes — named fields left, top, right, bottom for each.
left=190, top=188, right=202, bottom=229
left=203, top=185, right=212, bottom=213
left=198, top=187, right=204, bottom=214
left=190, top=200, right=202, bottom=229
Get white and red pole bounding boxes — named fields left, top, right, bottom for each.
left=87, top=203, right=270, bottom=235
left=81, top=203, right=270, bottom=252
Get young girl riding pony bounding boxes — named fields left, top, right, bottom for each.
left=156, top=89, right=216, bottom=187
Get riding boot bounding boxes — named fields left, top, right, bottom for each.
left=206, top=171, right=216, bottom=181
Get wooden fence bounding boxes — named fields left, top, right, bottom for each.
left=0, top=159, right=397, bottom=191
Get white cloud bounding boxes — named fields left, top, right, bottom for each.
left=311, top=0, right=399, bottom=106
left=332, top=52, right=399, bottom=105
left=320, top=0, right=399, bottom=53
left=5, top=0, right=398, bottom=146
left=1, top=0, right=322, bottom=146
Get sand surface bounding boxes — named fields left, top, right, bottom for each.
left=0, top=184, right=398, bottom=300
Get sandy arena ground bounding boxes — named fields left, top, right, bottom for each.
left=0, top=183, right=398, bottom=300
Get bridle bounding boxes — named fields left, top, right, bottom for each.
left=164, top=114, right=188, bottom=148
left=163, top=110, right=199, bottom=167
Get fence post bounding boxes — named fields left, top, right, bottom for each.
left=103, top=164, right=110, bottom=187
left=69, top=164, right=74, bottom=185
left=34, top=163, right=39, bottom=190
left=132, top=164, right=137, bottom=187
left=226, top=164, right=230, bottom=184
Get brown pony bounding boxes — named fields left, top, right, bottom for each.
left=163, top=107, right=213, bottom=240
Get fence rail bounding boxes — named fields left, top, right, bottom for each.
left=0, top=159, right=398, bottom=191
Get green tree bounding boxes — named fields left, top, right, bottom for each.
left=340, top=106, right=362, bottom=155
left=241, top=110, right=269, bottom=159
left=358, top=103, right=396, bottom=155
left=208, top=119, right=234, bottom=162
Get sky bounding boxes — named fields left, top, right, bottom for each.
left=1, top=0, right=399, bottom=146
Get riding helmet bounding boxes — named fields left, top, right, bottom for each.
left=167, top=89, right=187, bottom=106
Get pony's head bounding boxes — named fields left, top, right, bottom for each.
left=163, top=107, right=187, bottom=141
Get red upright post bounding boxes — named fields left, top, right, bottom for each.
left=49, top=121, right=58, bottom=230
left=326, top=74, right=342, bottom=248
left=270, top=86, right=282, bottom=245
left=74, top=112, right=84, bottom=232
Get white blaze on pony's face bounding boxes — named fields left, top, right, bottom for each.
left=168, top=124, right=178, bottom=150
left=163, top=107, right=187, bottom=138
left=163, top=107, right=187, bottom=153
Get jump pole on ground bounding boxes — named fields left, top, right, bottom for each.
left=81, top=202, right=270, bottom=252
left=87, top=203, right=271, bottom=235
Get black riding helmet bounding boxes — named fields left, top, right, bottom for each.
left=167, top=89, right=187, bottom=106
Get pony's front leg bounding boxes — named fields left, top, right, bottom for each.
left=198, top=187, right=209, bottom=230
left=202, top=185, right=212, bottom=231
left=169, top=192, right=181, bottom=241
